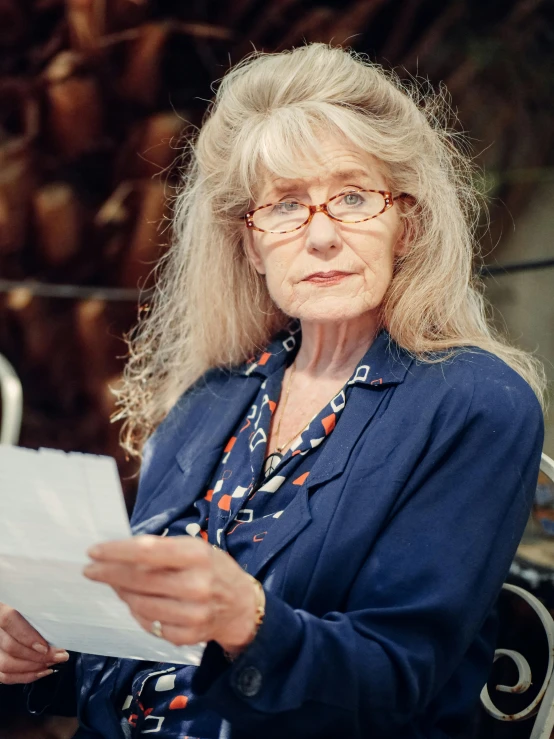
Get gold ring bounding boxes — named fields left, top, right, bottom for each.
left=151, top=619, right=163, bottom=639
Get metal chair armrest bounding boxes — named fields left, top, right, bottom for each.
left=0, top=354, right=23, bottom=445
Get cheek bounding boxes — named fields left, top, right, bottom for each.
left=365, top=222, right=401, bottom=266
left=262, top=250, right=293, bottom=287
left=264, top=267, right=291, bottom=306
left=354, top=238, right=398, bottom=300
left=260, top=254, right=302, bottom=314
left=358, top=241, right=395, bottom=277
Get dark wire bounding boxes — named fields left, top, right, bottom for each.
left=479, top=258, right=554, bottom=277
left=0, top=280, right=148, bottom=302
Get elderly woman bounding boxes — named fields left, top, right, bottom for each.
left=0, top=44, right=545, bottom=739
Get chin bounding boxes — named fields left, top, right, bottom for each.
left=284, top=297, right=380, bottom=324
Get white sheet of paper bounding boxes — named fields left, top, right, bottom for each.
left=0, top=446, right=205, bottom=665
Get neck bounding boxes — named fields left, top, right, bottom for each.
left=294, top=313, right=380, bottom=380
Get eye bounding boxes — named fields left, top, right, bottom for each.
left=340, top=192, right=365, bottom=206
left=273, top=201, right=301, bottom=213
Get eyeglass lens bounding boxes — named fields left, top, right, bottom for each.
left=252, top=190, right=387, bottom=232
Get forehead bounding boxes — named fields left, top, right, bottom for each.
left=255, top=138, right=387, bottom=199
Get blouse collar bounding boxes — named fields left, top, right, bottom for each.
left=237, top=320, right=412, bottom=387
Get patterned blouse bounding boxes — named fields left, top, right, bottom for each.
left=117, top=320, right=381, bottom=738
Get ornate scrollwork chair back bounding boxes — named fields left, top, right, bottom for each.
left=480, top=453, right=554, bottom=738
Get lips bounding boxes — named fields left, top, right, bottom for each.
left=303, top=271, right=353, bottom=281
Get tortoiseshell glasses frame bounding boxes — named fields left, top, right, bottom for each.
left=243, top=189, right=410, bottom=235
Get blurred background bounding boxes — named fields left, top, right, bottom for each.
left=0, top=1, right=553, bottom=737
left=1, top=0, right=553, bottom=502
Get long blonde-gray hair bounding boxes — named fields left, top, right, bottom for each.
left=114, top=43, right=546, bottom=457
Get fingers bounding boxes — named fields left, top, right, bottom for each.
left=125, top=599, right=210, bottom=647
left=0, top=604, right=69, bottom=685
left=132, top=613, right=202, bottom=647
left=83, top=562, right=170, bottom=593
left=0, top=627, right=62, bottom=665
left=0, top=650, right=57, bottom=675
left=0, top=667, right=57, bottom=685
left=119, top=591, right=208, bottom=630
left=84, top=563, right=212, bottom=602
left=0, top=606, right=51, bottom=656
left=87, top=535, right=209, bottom=569
left=116, top=588, right=213, bottom=645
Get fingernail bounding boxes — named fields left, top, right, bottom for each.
left=36, top=669, right=57, bottom=678
left=32, top=643, right=48, bottom=654
left=53, top=651, right=69, bottom=662
left=87, top=546, right=101, bottom=558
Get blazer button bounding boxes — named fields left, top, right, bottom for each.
left=236, top=666, right=262, bottom=697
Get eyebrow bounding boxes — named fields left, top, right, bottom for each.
left=267, top=168, right=374, bottom=197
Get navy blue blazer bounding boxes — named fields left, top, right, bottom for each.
left=57, top=334, right=544, bottom=738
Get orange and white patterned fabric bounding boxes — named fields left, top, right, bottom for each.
left=189, top=318, right=380, bottom=560
left=118, top=319, right=383, bottom=738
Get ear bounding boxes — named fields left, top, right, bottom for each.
left=392, top=222, right=409, bottom=259
left=244, top=230, right=266, bottom=275
left=394, top=195, right=417, bottom=258
left=394, top=231, right=409, bottom=258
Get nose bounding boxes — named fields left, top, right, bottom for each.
left=304, top=208, right=339, bottom=253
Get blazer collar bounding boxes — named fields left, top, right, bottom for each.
left=350, top=328, right=412, bottom=387
left=239, top=321, right=412, bottom=388
left=133, top=333, right=414, bottom=575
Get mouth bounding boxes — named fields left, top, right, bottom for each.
left=302, top=271, right=353, bottom=284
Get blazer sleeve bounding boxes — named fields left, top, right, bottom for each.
left=191, top=364, right=544, bottom=737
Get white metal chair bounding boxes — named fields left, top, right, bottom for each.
left=480, top=453, right=554, bottom=738
left=0, top=352, right=23, bottom=445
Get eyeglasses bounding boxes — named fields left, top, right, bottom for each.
left=244, top=189, right=409, bottom=234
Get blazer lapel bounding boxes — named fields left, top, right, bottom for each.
left=248, top=338, right=414, bottom=579
left=132, top=374, right=262, bottom=535
left=249, top=382, right=394, bottom=579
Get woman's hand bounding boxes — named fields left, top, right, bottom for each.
left=0, top=604, right=69, bottom=684
left=83, top=535, right=259, bottom=653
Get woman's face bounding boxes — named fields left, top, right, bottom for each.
left=244, top=136, right=405, bottom=324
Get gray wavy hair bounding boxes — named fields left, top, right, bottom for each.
left=113, top=43, right=546, bottom=457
